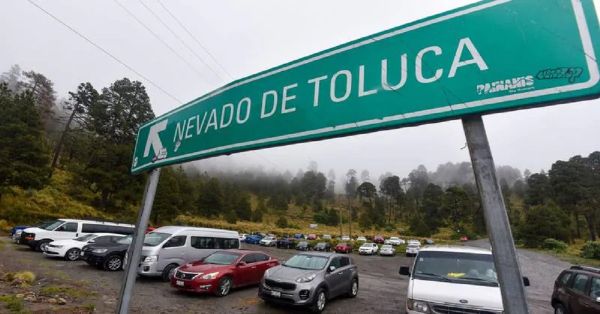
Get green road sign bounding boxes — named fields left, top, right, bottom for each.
left=131, top=0, right=600, bottom=174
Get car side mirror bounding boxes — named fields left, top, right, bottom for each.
left=523, top=276, right=530, bottom=287
left=237, top=261, right=246, bottom=267
left=399, top=266, right=410, bottom=276
left=328, top=265, right=336, bottom=272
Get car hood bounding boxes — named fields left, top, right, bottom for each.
left=266, top=265, right=321, bottom=281
left=178, top=263, right=233, bottom=274
left=23, top=227, right=45, bottom=234
left=409, top=278, right=502, bottom=311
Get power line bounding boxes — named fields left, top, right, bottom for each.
left=157, top=0, right=233, bottom=80
left=137, top=0, right=226, bottom=82
left=26, top=0, right=182, bottom=104
left=113, top=0, right=207, bottom=81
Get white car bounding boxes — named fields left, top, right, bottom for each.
left=385, top=237, right=405, bottom=246
left=322, top=234, right=332, bottom=240
left=259, top=236, right=277, bottom=246
left=356, top=236, right=367, bottom=242
left=379, top=244, right=396, bottom=256
left=358, top=242, right=379, bottom=255
left=43, top=233, right=125, bottom=261
left=239, top=233, right=247, bottom=242
left=406, top=243, right=420, bottom=257
left=341, top=235, right=351, bottom=241
left=399, top=246, right=522, bottom=314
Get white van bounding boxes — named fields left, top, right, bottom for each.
left=137, top=226, right=240, bottom=281
left=20, top=219, right=134, bottom=251
left=399, top=246, right=523, bottom=313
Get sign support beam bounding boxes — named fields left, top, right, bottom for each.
left=117, top=168, right=161, bottom=314
left=462, top=115, right=528, bottom=314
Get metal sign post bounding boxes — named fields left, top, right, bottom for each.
left=462, top=115, right=528, bottom=314
left=116, top=168, right=161, bottom=314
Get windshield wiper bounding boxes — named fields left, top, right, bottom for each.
left=456, top=277, right=498, bottom=284
left=415, top=272, right=451, bottom=282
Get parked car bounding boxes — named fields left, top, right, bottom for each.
left=260, top=236, right=277, bottom=247
left=259, top=252, right=358, bottom=312
left=171, top=250, right=279, bottom=296
left=425, top=239, right=435, bottom=245
left=406, top=242, right=420, bottom=257
left=296, top=241, right=310, bottom=251
left=399, top=246, right=529, bottom=314
left=307, top=234, right=318, bottom=240
left=385, top=237, right=404, bottom=246
left=313, top=242, right=331, bottom=252
left=373, top=235, right=385, bottom=244
left=356, top=236, right=367, bottom=242
left=358, top=243, right=379, bottom=255
left=239, top=234, right=247, bottom=242
left=552, top=265, right=600, bottom=314
left=11, top=220, right=53, bottom=243
left=335, top=242, right=352, bottom=254
left=460, top=236, right=469, bottom=242
left=137, top=226, right=240, bottom=281
left=276, top=237, right=295, bottom=249
left=322, top=234, right=332, bottom=240
left=43, top=233, right=125, bottom=261
left=341, top=235, right=351, bottom=241
left=81, top=234, right=132, bottom=271
left=294, top=233, right=305, bottom=240
left=245, top=234, right=263, bottom=245
left=379, top=244, right=396, bottom=256
left=407, top=239, right=421, bottom=246
left=20, top=219, right=134, bottom=251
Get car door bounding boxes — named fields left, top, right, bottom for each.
left=568, top=273, right=591, bottom=314
left=53, top=222, right=78, bottom=241
left=324, top=257, right=345, bottom=297
left=253, top=253, right=278, bottom=284
left=236, top=254, right=257, bottom=286
left=160, top=235, right=187, bottom=270
left=584, top=277, right=600, bottom=314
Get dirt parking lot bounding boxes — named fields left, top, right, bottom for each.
left=0, top=237, right=563, bottom=313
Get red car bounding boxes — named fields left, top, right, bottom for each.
left=171, top=250, right=279, bottom=296
left=335, top=242, right=352, bottom=254
left=460, top=236, right=469, bottom=242
left=373, top=235, right=385, bottom=244
left=307, top=234, right=317, bottom=240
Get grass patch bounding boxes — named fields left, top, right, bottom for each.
left=525, top=239, right=600, bottom=268
left=0, top=295, right=26, bottom=313
left=40, top=285, right=94, bottom=299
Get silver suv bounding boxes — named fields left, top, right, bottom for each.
left=259, top=252, right=358, bottom=313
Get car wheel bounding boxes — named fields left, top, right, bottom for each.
left=310, top=288, right=327, bottom=313
left=65, top=248, right=81, bottom=261
left=36, top=240, right=51, bottom=252
left=215, top=276, right=232, bottom=297
left=162, top=264, right=178, bottom=282
left=554, top=303, right=568, bottom=314
left=347, top=278, right=358, bottom=298
left=104, top=255, right=123, bottom=271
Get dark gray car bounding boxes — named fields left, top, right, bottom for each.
left=259, top=252, right=358, bottom=313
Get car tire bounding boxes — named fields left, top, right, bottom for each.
left=310, top=288, right=327, bottom=313
left=64, top=248, right=81, bottom=261
left=347, top=278, right=358, bottom=298
left=36, top=240, right=51, bottom=252
left=554, top=303, right=568, bottom=314
left=162, top=264, right=178, bottom=282
left=104, top=255, right=123, bottom=271
left=215, top=276, right=232, bottom=297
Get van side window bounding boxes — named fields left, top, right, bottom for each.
left=191, top=237, right=215, bottom=249
left=215, top=238, right=239, bottom=249
left=163, top=236, right=186, bottom=248
left=57, top=222, right=77, bottom=232
left=82, top=224, right=98, bottom=233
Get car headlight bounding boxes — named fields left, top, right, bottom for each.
left=264, top=268, right=272, bottom=277
left=296, top=273, right=317, bottom=283
left=201, top=272, right=219, bottom=280
left=407, top=299, right=430, bottom=313
left=144, top=256, right=158, bottom=263
left=92, top=248, right=107, bottom=254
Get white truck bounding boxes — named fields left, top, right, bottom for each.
left=399, top=246, right=529, bottom=314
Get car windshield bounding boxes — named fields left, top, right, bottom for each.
left=75, top=234, right=96, bottom=242
left=284, top=254, right=328, bottom=270
left=391, top=237, right=399, bottom=240
left=44, top=220, right=64, bottom=231
left=382, top=245, right=393, bottom=249
left=413, top=251, right=498, bottom=286
left=144, top=232, right=172, bottom=246
left=204, top=252, right=241, bottom=265
left=408, top=244, right=419, bottom=248
left=37, top=221, right=55, bottom=229
left=298, top=241, right=308, bottom=245
left=316, top=243, right=326, bottom=247
left=117, top=235, right=132, bottom=245
left=361, top=243, right=374, bottom=247
left=338, top=243, right=347, bottom=246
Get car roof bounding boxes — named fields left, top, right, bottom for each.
left=57, top=219, right=134, bottom=227
left=567, top=265, right=600, bottom=276
left=420, top=245, right=491, bottom=254
left=91, top=233, right=126, bottom=237
left=151, top=225, right=238, bottom=236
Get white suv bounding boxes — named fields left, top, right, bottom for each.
left=399, top=246, right=509, bottom=314
left=260, top=236, right=277, bottom=246
left=358, top=242, right=379, bottom=255
left=385, top=236, right=405, bottom=246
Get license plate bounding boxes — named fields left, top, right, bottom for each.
left=176, top=280, right=184, bottom=287
left=271, top=291, right=281, bottom=297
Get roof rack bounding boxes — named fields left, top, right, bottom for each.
left=570, top=265, right=600, bottom=274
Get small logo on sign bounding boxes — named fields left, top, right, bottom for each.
left=476, top=75, right=534, bottom=95
left=459, top=299, right=469, bottom=304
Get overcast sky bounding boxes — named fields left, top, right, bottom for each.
left=2, top=0, right=599, bottom=181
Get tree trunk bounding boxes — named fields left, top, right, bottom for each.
left=575, top=213, right=582, bottom=239
left=49, top=104, right=78, bottom=177
left=585, top=213, right=598, bottom=241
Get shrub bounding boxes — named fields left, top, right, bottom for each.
left=0, top=295, right=24, bottom=313
left=276, top=216, right=288, bottom=228
left=581, top=241, right=600, bottom=259
left=542, top=238, right=568, bottom=253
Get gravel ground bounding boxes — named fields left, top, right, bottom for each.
left=1, top=237, right=566, bottom=313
